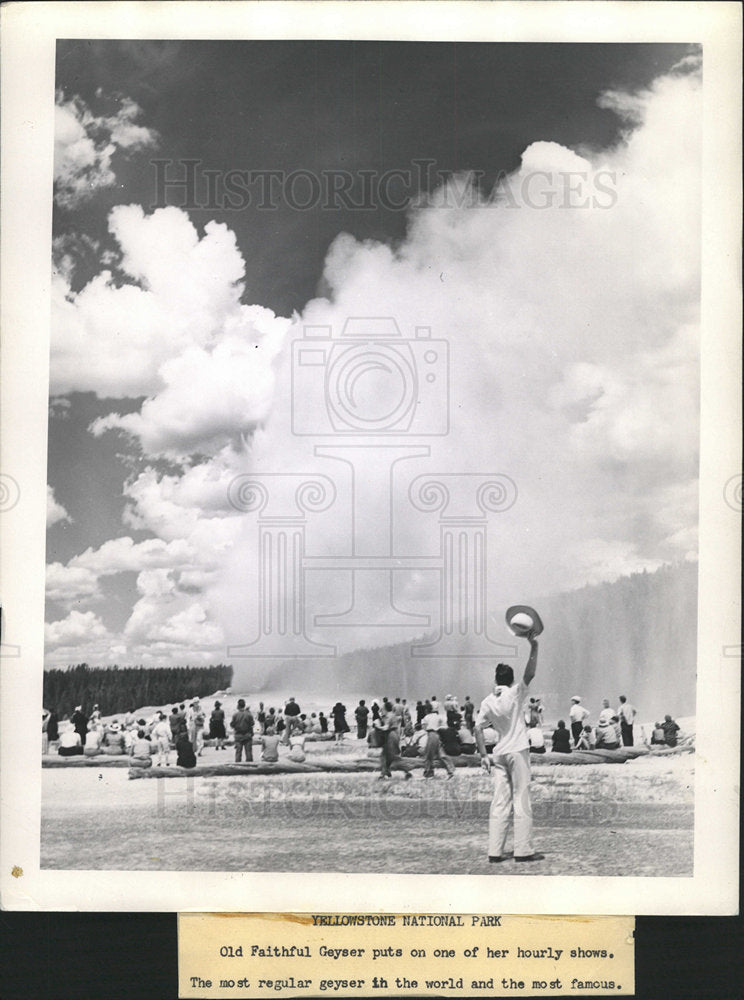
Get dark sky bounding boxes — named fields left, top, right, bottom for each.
left=55, top=40, right=695, bottom=314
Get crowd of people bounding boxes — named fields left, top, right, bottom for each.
left=527, top=695, right=683, bottom=754
left=42, top=689, right=684, bottom=773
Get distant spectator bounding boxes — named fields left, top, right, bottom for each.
left=46, top=709, right=59, bottom=745
left=355, top=700, right=369, bottom=740
left=42, top=710, right=51, bottom=755
left=463, top=696, right=475, bottom=732
left=318, top=712, right=328, bottom=734
left=662, top=715, right=680, bottom=748
left=58, top=726, right=83, bottom=757
left=209, top=701, right=226, bottom=751
left=84, top=721, right=103, bottom=757
left=261, top=725, right=281, bottom=762
left=191, top=700, right=206, bottom=756
left=71, top=705, right=88, bottom=746
left=617, top=695, right=636, bottom=746
left=446, top=704, right=462, bottom=731
left=597, top=699, right=614, bottom=727
left=528, top=726, right=546, bottom=754
left=422, top=708, right=455, bottom=778
left=576, top=724, right=595, bottom=750
left=169, top=706, right=187, bottom=742
left=332, top=702, right=349, bottom=742
left=130, top=728, right=153, bottom=769
left=403, top=724, right=428, bottom=757
left=650, top=721, right=666, bottom=746
left=176, top=734, right=197, bottom=768
left=231, top=699, right=255, bottom=762
left=458, top=722, right=477, bottom=754
left=374, top=706, right=394, bottom=779
left=440, top=720, right=461, bottom=756
left=102, top=721, right=126, bottom=755
left=551, top=720, right=572, bottom=754
left=525, top=697, right=544, bottom=729
left=283, top=697, right=301, bottom=743
left=152, top=712, right=172, bottom=766
left=594, top=716, right=620, bottom=750
left=288, top=731, right=307, bottom=763
left=416, top=700, right=426, bottom=725
left=401, top=699, right=413, bottom=737
left=569, top=697, right=590, bottom=745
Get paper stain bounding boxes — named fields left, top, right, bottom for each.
left=11, top=865, right=23, bottom=878
left=208, top=912, right=314, bottom=925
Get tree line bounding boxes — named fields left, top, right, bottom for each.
left=43, top=663, right=234, bottom=718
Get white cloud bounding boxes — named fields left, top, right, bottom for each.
left=45, top=536, right=210, bottom=607
left=46, top=485, right=71, bottom=527
left=45, top=610, right=110, bottom=649
left=51, top=206, right=291, bottom=452
left=70, top=536, right=198, bottom=576
left=46, top=563, right=100, bottom=605
left=123, top=569, right=225, bottom=649
left=54, top=92, right=158, bottom=209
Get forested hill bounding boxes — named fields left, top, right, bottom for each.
left=256, top=561, right=698, bottom=721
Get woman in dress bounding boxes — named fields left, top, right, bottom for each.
left=331, top=702, right=349, bottom=743
left=209, top=700, right=226, bottom=750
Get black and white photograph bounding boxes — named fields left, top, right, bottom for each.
left=0, top=2, right=740, bottom=914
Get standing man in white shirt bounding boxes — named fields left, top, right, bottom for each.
left=475, top=630, right=542, bottom=864
left=617, top=695, right=637, bottom=746
left=569, top=696, right=590, bottom=746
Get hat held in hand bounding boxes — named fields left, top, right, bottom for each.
left=505, top=605, right=544, bottom=637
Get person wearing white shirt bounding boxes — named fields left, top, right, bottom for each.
left=83, top=723, right=103, bottom=757
left=597, top=699, right=614, bottom=726
left=617, top=695, right=636, bottom=746
left=152, top=712, right=172, bottom=766
left=527, top=726, right=545, bottom=754
left=569, top=697, right=590, bottom=745
left=58, top=726, right=83, bottom=757
left=421, top=709, right=454, bottom=778
left=475, top=631, right=542, bottom=864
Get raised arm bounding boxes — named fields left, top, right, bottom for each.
left=523, top=636, right=539, bottom=687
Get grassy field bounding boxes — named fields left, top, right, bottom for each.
left=41, top=754, right=694, bottom=875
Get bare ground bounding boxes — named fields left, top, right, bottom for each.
left=41, top=751, right=694, bottom=875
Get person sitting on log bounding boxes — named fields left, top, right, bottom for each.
left=551, top=720, right=572, bottom=753
left=129, top=728, right=153, bottom=769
